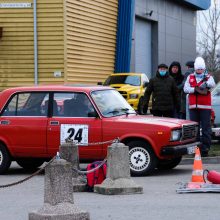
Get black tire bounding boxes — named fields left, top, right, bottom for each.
left=137, top=97, right=144, bottom=115
left=157, top=157, right=182, bottom=170
left=0, top=144, right=11, bottom=174
left=16, top=159, right=44, bottom=170
left=127, top=140, right=158, bottom=176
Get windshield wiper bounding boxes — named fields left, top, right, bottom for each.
left=106, top=108, right=135, bottom=116
left=120, top=108, right=137, bottom=115
left=105, top=109, right=120, bottom=115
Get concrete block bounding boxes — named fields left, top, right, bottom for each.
left=94, top=178, right=143, bottom=195
left=94, top=143, right=143, bottom=195
left=29, top=159, right=90, bottom=220
left=60, top=143, right=86, bottom=192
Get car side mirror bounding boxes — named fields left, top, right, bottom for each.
left=143, top=82, right=149, bottom=88
left=97, top=82, right=103, bottom=85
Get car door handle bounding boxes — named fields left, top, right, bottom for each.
left=0, top=120, right=10, bottom=125
left=50, top=121, right=59, bottom=125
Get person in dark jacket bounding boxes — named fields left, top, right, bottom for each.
left=180, top=60, right=194, bottom=119
left=169, top=61, right=184, bottom=118
left=143, top=63, right=179, bottom=117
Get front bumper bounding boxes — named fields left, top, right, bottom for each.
left=160, top=142, right=201, bottom=156
left=212, top=127, right=220, bottom=140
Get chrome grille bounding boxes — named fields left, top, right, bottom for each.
left=182, top=124, right=198, bottom=140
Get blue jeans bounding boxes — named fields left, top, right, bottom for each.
left=189, top=109, right=211, bottom=152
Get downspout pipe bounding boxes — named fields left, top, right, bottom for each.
left=33, top=0, right=38, bottom=85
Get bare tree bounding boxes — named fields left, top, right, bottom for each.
left=197, top=0, right=220, bottom=73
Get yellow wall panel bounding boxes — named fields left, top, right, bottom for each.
left=0, top=0, right=34, bottom=90
left=0, top=0, right=118, bottom=89
left=35, top=0, right=64, bottom=85
left=65, top=0, right=118, bottom=84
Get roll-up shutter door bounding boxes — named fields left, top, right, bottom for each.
left=135, top=17, right=152, bottom=79
left=65, top=0, right=118, bottom=84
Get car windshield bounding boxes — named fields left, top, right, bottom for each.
left=104, top=75, right=141, bottom=86
left=91, top=89, right=136, bottom=117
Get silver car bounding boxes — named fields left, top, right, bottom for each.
left=211, top=82, right=220, bottom=139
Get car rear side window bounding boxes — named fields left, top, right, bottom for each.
left=53, top=92, right=95, bottom=117
left=2, top=92, right=49, bottom=116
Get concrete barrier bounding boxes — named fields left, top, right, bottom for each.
left=94, top=143, right=143, bottom=195
left=29, top=159, right=90, bottom=220
left=60, top=143, right=86, bottom=192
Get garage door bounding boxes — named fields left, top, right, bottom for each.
left=135, top=18, right=152, bottom=79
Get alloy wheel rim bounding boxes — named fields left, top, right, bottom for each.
left=129, top=147, right=150, bottom=172
left=0, top=151, right=3, bottom=165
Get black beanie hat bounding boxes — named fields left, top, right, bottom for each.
left=185, top=61, right=194, bottom=68
left=158, top=63, right=168, bottom=69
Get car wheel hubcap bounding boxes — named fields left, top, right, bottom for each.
left=129, top=147, right=150, bottom=172
left=0, top=151, right=3, bottom=165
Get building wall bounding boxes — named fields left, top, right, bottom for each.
left=132, top=0, right=198, bottom=76
left=0, top=0, right=118, bottom=90
left=0, top=0, right=34, bottom=90
left=64, top=0, right=118, bottom=84
left=37, top=0, right=64, bottom=84
left=0, top=0, right=65, bottom=90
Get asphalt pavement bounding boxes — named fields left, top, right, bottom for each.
left=1, top=161, right=220, bottom=220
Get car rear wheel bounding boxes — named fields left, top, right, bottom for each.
left=157, top=157, right=182, bottom=170
left=16, top=159, right=44, bottom=170
left=127, top=141, right=158, bottom=176
left=0, top=144, right=12, bottom=174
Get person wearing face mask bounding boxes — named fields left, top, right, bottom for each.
left=142, top=63, right=179, bottom=117
left=184, top=57, right=216, bottom=157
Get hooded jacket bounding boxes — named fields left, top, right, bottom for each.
left=143, top=70, right=179, bottom=112
left=169, top=61, right=184, bottom=89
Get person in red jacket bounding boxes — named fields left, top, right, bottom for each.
left=184, top=57, right=216, bottom=157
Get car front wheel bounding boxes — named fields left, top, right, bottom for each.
left=0, top=144, right=11, bottom=174
left=127, top=141, right=158, bottom=176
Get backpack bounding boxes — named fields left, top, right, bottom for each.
left=86, top=161, right=107, bottom=192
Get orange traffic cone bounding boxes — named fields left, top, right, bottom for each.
left=191, top=147, right=204, bottom=183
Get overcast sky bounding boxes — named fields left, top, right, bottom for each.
left=196, top=0, right=220, bottom=52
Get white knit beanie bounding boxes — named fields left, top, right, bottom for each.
left=194, top=57, right=206, bottom=70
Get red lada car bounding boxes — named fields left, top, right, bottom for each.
left=0, top=85, right=199, bottom=175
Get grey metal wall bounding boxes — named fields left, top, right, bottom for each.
left=132, top=0, right=197, bottom=77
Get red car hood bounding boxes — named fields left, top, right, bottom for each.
left=111, top=114, right=195, bottom=128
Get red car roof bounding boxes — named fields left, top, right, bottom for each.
left=0, top=85, right=112, bottom=108
left=2, top=84, right=110, bottom=92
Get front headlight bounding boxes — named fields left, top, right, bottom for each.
left=129, top=94, right=138, bottom=99
left=170, top=129, right=182, bottom=141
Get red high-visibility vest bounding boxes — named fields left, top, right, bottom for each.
left=188, top=74, right=211, bottom=109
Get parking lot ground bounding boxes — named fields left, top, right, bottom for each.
left=1, top=162, right=220, bottom=220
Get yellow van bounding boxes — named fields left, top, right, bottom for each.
left=103, top=73, right=149, bottom=114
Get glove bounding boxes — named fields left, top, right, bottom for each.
left=195, top=86, right=208, bottom=95
left=199, top=82, right=207, bottom=89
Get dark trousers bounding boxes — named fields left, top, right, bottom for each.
left=152, top=110, right=174, bottom=118
left=189, top=109, right=211, bottom=153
